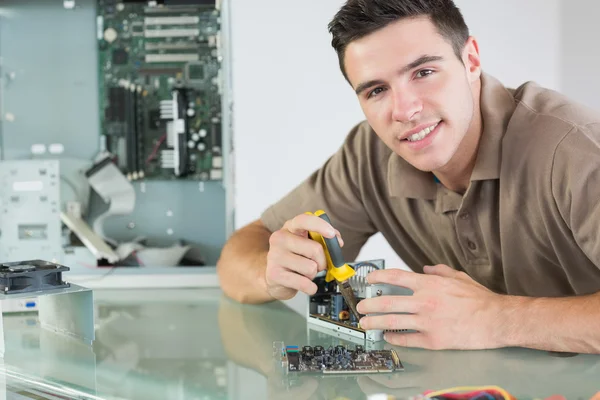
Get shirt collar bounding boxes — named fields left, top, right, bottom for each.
left=470, top=72, right=517, bottom=181
left=387, top=71, right=516, bottom=199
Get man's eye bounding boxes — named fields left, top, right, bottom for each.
left=416, top=69, right=434, bottom=78
left=367, top=87, right=386, bottom=98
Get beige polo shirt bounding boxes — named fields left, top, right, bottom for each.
left=260, top=72, right=600, bottom=297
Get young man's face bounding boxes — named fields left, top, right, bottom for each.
left=344, top=17, right=481, bottom=173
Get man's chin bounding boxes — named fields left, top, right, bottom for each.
left=402, top=158, right=447, bottom=173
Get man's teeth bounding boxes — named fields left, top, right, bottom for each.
left=405, top=122, right=439, bottom=142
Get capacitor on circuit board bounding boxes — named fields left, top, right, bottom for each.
left=330, top=294, right=344, bottom=321
left=317, top=303, right=329, bottom=316
left=314, top=346, right=324, bottom=356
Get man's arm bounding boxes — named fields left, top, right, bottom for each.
left=217, top=219, right=275, bottom=304
left=502, top=291, right=600, bottom=353
left=217, top=215, right=340, bottom=305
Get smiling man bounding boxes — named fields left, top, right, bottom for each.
left=217, top=0, right=600, bottom=353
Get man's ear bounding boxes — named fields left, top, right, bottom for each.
left=462, top=36, right=481, bottom=82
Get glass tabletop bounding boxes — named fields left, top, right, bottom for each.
left=1, top=288, right=598, bottom=400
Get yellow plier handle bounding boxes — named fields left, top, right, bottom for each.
left=305, top=210, right=355, bottom=283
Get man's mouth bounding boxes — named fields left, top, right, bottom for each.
left=401, top=121, right=441, bottom=142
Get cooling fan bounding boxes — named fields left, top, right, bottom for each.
left=0, top=260, right=70, bottom=294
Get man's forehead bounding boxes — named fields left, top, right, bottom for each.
left=344, top=17, right=449, bottom=85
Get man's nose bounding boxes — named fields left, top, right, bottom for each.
left=391, top=89, right=423, bottom=122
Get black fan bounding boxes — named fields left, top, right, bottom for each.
left=0, top=260, right=70, bottom=294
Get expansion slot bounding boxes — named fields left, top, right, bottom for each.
left=145, top=54, right=200, bottom=63
left=144, top=29, right=200, bottom=38
left=144, top=6, right=205, bottom=14
left=144, top=42, right=201, bottom=51
left=144, top=16, right=200, bottom=25
left=135, top=86, right=145, bottom=179
left=125, top=85, right=136, bottom=179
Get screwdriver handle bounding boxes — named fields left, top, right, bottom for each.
left=316, top=213, right=345, bottom=268
left=306, top=210, right=355, bottom=283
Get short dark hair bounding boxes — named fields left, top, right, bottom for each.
left=328, top=0, right=470, bottom=82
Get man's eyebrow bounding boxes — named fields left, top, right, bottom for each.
left=354, top=54, right=444, bottom=96
left=355, top=79, right=386, bottom=96
left=401, top=54, right=444, bottom=75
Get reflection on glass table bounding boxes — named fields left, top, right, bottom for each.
left=0, top=289, right=599, bottom=400
left=217, top=294, right=600, bottom=400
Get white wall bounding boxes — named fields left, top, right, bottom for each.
left=230, top=0, right=361, bottom=224
left=231, top=0, right=563, bottom=270
left=560, top=0, right=600, bottom=111
left=455, top=0, right=561, bottom=91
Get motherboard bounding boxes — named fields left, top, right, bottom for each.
left=309, top=261, right=381, bottom=335
left=275, top=342, right=403, bottom=375
left=97, top=0, right=223, bottom=181
left=308, top=259, right=415, bottom=342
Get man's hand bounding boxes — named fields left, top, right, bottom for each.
left=357, top=264, right=508, bottom=350
left=265, top=213, right=343, bottom=300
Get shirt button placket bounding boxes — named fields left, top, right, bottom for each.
left=456, top=208, right=478, bottom=258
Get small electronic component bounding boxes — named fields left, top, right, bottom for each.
left=274, top=341, right=403, bottom=375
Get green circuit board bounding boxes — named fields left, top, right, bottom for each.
left=96, top=0, right=223, bottom=181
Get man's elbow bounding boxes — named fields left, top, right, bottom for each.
left=221, top=286, right=274, bottom=305
left=216, top=256, right=271, bottom=305
left=217, top=270, right=271, bottom=304
left=216, top=219, right=273, bottom=304
left=216, top=258, right=242, bottom=302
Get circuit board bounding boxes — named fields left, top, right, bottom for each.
left=96, top=0, right=223, bottom=181
left=275, top=342, right=403, bottom=375
left=308, top=261, right=383, bottom=333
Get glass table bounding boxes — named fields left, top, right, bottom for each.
left=1, top=288, right=598, bottom=400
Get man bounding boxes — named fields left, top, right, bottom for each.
left=217, top=0, right=600, bottom=353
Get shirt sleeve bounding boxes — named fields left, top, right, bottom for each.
left=260, top=121, right=378, bottom=261
left=551, top=123, right=600, bottom=266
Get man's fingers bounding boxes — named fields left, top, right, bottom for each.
left=285, top=213, right=336, bottom=238
left=366, top=269, right=419, bottom=290
left=384, top=331, right=428, bottom=349
left=334, top=229, right=344, bottom=247
left=269, top=230, right=327, bottom=271
left=271, top=250, right=319, bottom=279
left=268, top=268, right=318, bottom=295
left=357, top=295, right=417, bottom=315
left=358, top=313, right=419, bottom=331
